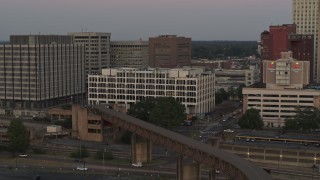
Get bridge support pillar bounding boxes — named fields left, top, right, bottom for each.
left=176, top=155, right=201, bottom=180
left=177, top=155, right=183, bottom=180
left=131, top=134, right=137, bottom=164
left=208, top=169, right=217, bottom=180
left=208, top=137, right=220, bottom=148
left=131, top=134, right=152, bottom=163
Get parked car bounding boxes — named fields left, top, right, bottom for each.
left=76, top=166, right=88, bottom=171
left=132, top=162, right=143, bottom=167
left=223, top=129, right=234, bottom=133
left=18, top=154, right=28, bottom=158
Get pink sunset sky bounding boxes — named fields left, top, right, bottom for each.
left=0, top=0, right=291, bottom=41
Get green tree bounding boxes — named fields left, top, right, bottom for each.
left=7, top=119, right=29, bottom=153
left=95, top=149, right=113, bottom=160
left=284, top=107, right=320, bottom=131
left=227, top=86, right=237, bottom=100
left=127, top=97, right=156, bottom=122
left=238, top=108, right=264, bottom=129
left=149, top=97, right=186, bottom=128
left=215, top=88, right=230, bottom=104
left=236, top=84, right=245, bottom=100
left=128, top=97, right=186, bottom=129
left=70, top=145, right=89, bottom=159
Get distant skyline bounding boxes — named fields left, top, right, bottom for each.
left=0, top=0, right=292, bottom=41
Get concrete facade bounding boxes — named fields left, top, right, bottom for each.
left=149, top=35, right=191, bottom=68
left=88, top=67, right=215, bottom=114
left=0, top=43, right=85, bottom=112
left=292, top=0, right=320, bottom=82
left=72, top=105, right=103, bottom=142
left=243, top=52, right=319, bottom=127
left=243, top=88, right=320, bottom=127
left=68, top=32, right=111, bottom=75
left=263, top=52, right=310, bottom=89
left=10, top=35, right=73, bottom=44
left=215, top=68, right=259, bottom=91
left=110, top=40, right=148, bottom=68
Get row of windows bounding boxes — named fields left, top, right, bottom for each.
left=89, top=95, right=197, bottom=103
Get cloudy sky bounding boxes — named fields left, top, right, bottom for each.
left=0, top=0, right=292, bottom=41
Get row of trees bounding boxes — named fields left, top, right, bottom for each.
left=192, top=41, right=259, bottom=59
left=127, top=97, right=186, bottom=129
left=284, top=107, right=320, bottom=131
left=238, top=107, right=320, bottom=132
left=215, top=85, right=244, bottom=105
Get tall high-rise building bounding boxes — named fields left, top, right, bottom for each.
left=292, top=0, right=320, bottom=83
left=148, top=35, right=191, bottom=68
left=0, top=43, right=85, bottom=111
left=110, top=40, right=149, bottom=68
left=68, top=32, right=111, bottom=75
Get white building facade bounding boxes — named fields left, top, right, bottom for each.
left=88, top=67, right=215, bottom=114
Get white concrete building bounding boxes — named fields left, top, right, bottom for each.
left=88, top=67, right=215, bottom=114
left=243, top=52, right=320, bottom=127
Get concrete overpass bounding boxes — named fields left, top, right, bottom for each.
left=94, top=105, right=273, bottom=180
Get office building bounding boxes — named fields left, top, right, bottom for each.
left=88, top=67, right=215, bottom=114
left=260, top=24, right=296, bottom=61
left=215, top=68, right=260, bottom=91
left=292, top=0, right=320, bottom=82
left=68, top=32, right=111, bottom=75
left=289, top=34, right=314, bottom=81
left=260, top=24, right=314, bottom=81
left=149, top=35, right=191, bottom=68
left=243, top=52, right=319, bottom=127
left=0, top=43, right=85, bottom=116
left=110, top=40, right=148, bottom=68
left=10, top=35, right=73, bottom=44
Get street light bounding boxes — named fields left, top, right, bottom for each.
left=78, top=136, right=82, bottom=161
left=103, top=148, right=106, bottom=172
left=278, top=154, right=282, bottom=170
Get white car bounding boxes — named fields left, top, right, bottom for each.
left=76, top=166, right=88, bottom=171
left=18, top=154, right=28, bottom=158
left=132, top=162, right=143, bottom=167
left=223, top=129, right=234, bottom=133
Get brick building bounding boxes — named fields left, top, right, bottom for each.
left=148, top=35, right=191, bottom=68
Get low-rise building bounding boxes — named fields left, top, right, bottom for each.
left=215, top=67, right=259, bottom=91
